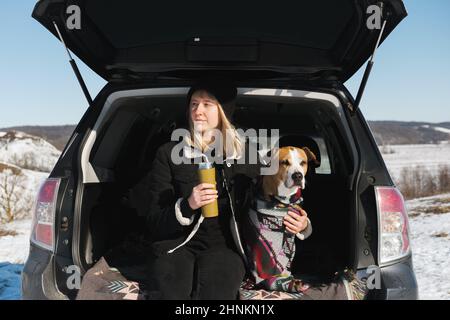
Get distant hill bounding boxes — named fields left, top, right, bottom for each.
left=367, top=121, right=450, bottom=145
left=0, top=125, right=76, bottom=151
left=0, top=130, right=60, bottom=223
left=1, top=121, right=449, bottom=150
left=0, top=131, right=61, bottom=172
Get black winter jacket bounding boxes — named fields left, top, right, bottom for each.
left=142, top=139, right=263, bottom=261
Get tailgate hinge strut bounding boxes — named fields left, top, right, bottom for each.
left=52, top=21, right=93, bottom=105
left=351, top=18, right=388, bottom=115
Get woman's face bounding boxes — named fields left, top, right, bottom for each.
left=189, top=90, right=220, bottom=133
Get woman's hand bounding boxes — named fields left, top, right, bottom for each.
left=187, top=183, right=218, bottom=210
left=283, top=208, right=308, bottom=234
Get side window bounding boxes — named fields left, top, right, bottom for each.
left=312, top=136, right=331, bottom=174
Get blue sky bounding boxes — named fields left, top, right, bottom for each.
left=0, top=0, right=449, bottom=127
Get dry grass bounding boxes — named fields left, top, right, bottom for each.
left=0, top=162, right=22, bottom=175
left=414, top=205, right=450, bottom=215
left=380, top=145, right=396, bottom=154
left=397, top=165, right=450, bottom=200
left=10, top=152, right=45, bottom=172
left=432, top=232, right=449, bottom=238
left=0, top=228, right=18, bottom=237
left=408, top=211, right=421, bottom=218
left=433, top=197, right=450, bottom=204
left=0, top=131, right=40, bottom=142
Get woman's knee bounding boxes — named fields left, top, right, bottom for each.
left=147, top=250, right=195, bottom=299
left=194, top=249, right=246, bottom=299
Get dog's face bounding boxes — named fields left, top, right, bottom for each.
left=262, top=146, right=318, bottom=200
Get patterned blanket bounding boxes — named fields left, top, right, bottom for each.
left=242, top=195, right=308, bottom=292
left=239, top=269, right=368, bottom=300
left=76, top=257, right=155, bottom=300
left=76, top=257, right=367, bottom=300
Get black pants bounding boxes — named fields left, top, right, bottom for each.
left=147, top=244, right=246, bottom=300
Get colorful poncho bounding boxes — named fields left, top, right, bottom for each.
left=242, top=191, right=312, bottom=293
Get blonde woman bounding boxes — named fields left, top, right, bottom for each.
left=144, top=80, right=310, bottom=300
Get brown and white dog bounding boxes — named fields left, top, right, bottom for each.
left=262, top=146, right=318, bottom=203
left=242, top=146, right=319, bottom=292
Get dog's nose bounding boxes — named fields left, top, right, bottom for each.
left=292, top=172, right=303, bottom=182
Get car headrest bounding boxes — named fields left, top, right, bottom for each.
left=278, top=135, right=321, bottom=174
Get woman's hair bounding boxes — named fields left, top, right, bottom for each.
left=184, top=89, right=244, bottom=160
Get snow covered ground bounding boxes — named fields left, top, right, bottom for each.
left=0, top=130, right=58, bottom=300
left=0, top=131, right=60, bottom=173
left=406, top=193, right=450, bottom=300
left=0, top=219, right=32, bottom=264
left=0, top=164, right=48, bottom=223
left=381, top=142, right=450, bottom=181
left=381, top=143, right=450, bottom=299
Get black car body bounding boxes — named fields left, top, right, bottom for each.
left=22, top=0, right=417, bottom=300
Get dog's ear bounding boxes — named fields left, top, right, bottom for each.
left=302, top=147, right=320, bottom=168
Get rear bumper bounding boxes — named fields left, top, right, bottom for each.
left=21, top=244, right=68, bottom=300
left=359, top=256, right=419, bottom=300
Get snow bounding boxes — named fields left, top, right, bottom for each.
left=381, top=143, right=450, bottom=181
left=420, top=125, right=450, bottom=135
left=22, top=169, right=49, bottom=196
left=0, top=219, right=32, bottom=264
left=380, top=144, right=450, bottom=299
left=406, top=193, right=450, bottom=300
left=434, top=127, right=450, bottom=134
left=0, top=131, right=60, bottom=172
left=0, top=131, right=59, bottom=300
left=0, top=166, right=48, bottom=222
left=0, top=131, right=54, bottom=222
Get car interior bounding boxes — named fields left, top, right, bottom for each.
left=78, top=89, right=357, bottom=283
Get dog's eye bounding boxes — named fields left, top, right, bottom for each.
left=280, top=159, right=290, bottom=166
left=300, top=161, right=306, bottom=166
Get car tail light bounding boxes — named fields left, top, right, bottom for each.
left=375, top=186, right=411, bottom=265
left=31, top=178, right=61, bottom=251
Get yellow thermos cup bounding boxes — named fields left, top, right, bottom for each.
left=198, top=162, right=219, bottom=218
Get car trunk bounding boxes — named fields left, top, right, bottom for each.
left=74, top=86, right=358, bottom=283
left=33, top=0, right=407, bottom=83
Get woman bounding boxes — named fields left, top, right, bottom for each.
left=144, top=79, right=309, bottom=300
